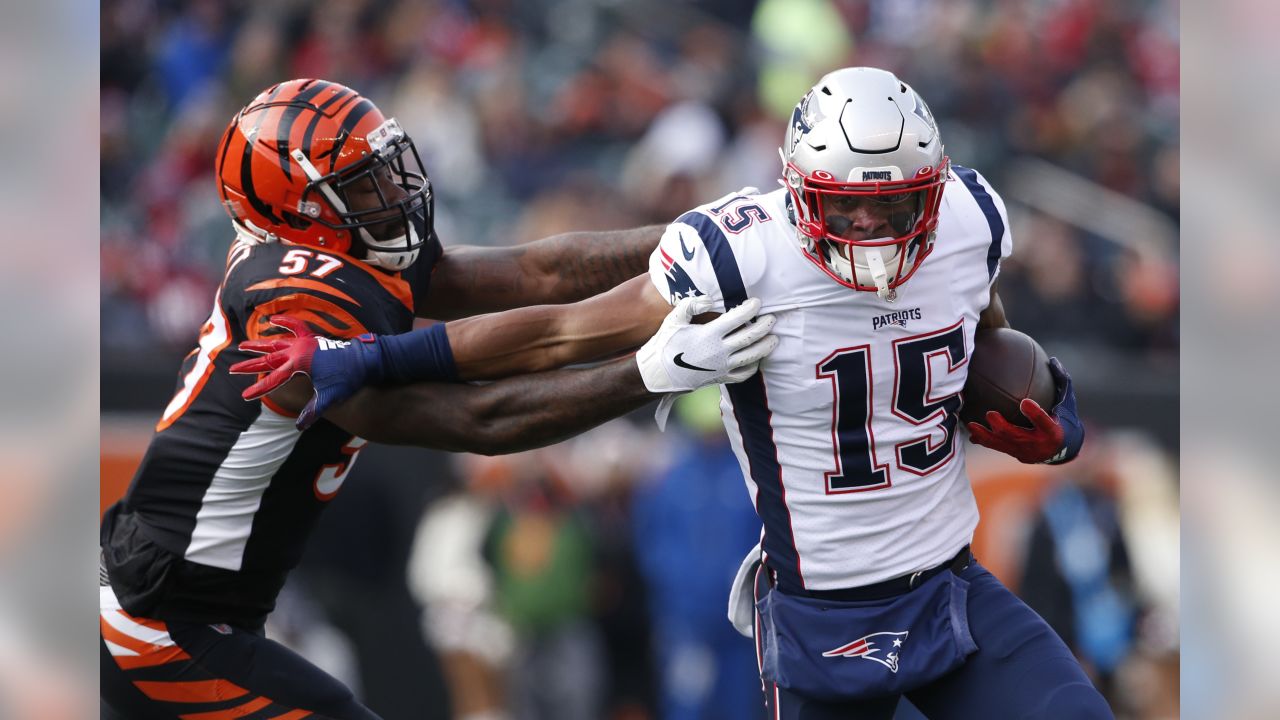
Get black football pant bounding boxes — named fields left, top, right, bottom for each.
left=100, top=611, right=382, bottom=720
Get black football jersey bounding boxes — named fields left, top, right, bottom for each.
left=101, top=234, right=442, bottom=629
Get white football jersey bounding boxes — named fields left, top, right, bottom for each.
left=647, top=166, right=1013, bottom=590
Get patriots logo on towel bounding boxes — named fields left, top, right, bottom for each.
left=659, top=247, right=703, bottom=303
left=822, top=631, right=909, bottom=673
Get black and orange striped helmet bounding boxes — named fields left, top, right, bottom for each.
left=215, top=79, right=434, bottom=271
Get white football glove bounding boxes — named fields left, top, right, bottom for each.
left=635, top=296, right=779, bottom=394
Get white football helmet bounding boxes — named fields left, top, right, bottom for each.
left=781, top=67, right=948, bottom=300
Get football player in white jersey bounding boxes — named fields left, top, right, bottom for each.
left=237, top=67, right=1103, bottom=718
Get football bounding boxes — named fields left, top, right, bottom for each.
left=960, top=327, right=1055, bottom=429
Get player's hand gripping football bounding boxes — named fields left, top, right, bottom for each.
left=229, top=316, right=383, bottom=430
left=966, top=357, right=1085, bottom=464
left=635, top=296, right=779, bottom=394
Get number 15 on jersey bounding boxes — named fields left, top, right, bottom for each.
left=817, top=321, right=967, bottom=493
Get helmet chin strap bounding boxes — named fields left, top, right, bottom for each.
left=289, top=149, right=419, bottom=271
left=358, top=224, right=420, bottom=271
left=826, top=241, right=898, bottom=302
left=863, top=249, right=895, bottom=302
left=233, top=218, right=276, bottom=244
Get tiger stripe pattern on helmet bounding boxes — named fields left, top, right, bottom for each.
left=215, top=78, right=433, bottom=269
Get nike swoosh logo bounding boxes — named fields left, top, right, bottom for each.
left=673, top=353, right=714, bottom=372
left=679, top=236, right=696, bottom=261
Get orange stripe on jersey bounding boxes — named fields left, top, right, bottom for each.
left=157, top=295, right=234, bottom=432
left=267, top=711, right=313, bottom=719
left=178, top=696, right=273, bottom=720
left=276, top=240, right=412, bottom=308
left=363, top=263, right=413, bottom=310
left=278, top=240, right=414, bottom=310
left=134, top=679, right=249, bottom=704
left=245, top=278, right=362, bottom=307
left=246, top=294, right=370, bottom=341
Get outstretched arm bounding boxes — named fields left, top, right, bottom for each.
left=229, top=276, right=696, bottom=404
left=237, top=296, right=778, bottom=432
left=327, top=358, right=653, bottom=455
left=422, top=225, right=664, bottom=319
left=446, top=275, right=669, bottom=379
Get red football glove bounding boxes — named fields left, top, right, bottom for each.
left=229, top=316, right=320, bottom=400
left=966, top=398, right=1065, bottom=464
left=230, top=315, right=386, bottom=429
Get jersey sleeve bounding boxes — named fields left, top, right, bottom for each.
left=985, top=181, right=1014, bottom=281
left=647, top=215, right=731, bottom=312
left=222, top=244, right=394, bottom=341
left=952, top=165, right=1013, bottom=285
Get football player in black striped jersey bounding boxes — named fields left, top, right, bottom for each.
left=100, top=79, right=777, bottom=720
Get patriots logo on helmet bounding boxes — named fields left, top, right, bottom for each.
left=909, top=89, right=938, bottom=139
left=659, top=247, right=703, bottom=303
left=789, top=90, right=824, bottom=154
left=822, top=631, right=909, bottom=673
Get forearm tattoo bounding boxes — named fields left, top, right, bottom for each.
left=427, top=226, right=662, bottom=318
left=543, top=228, right=658, bottom=301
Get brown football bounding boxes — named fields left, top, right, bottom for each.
left=960, top=327, right=1055, bottom=430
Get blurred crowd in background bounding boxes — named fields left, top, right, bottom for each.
left=99, top=0, right=1180, bottom=718
left=101, top=0, right=1178, bottom=359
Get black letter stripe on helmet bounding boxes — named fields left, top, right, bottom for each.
left=324, top=99, right=376, bottom=174
left=240, top=83, right=287, bottom=225
left=273, top=80, right=335, bottom=181
left=299, top=88, right=357, bottom=171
